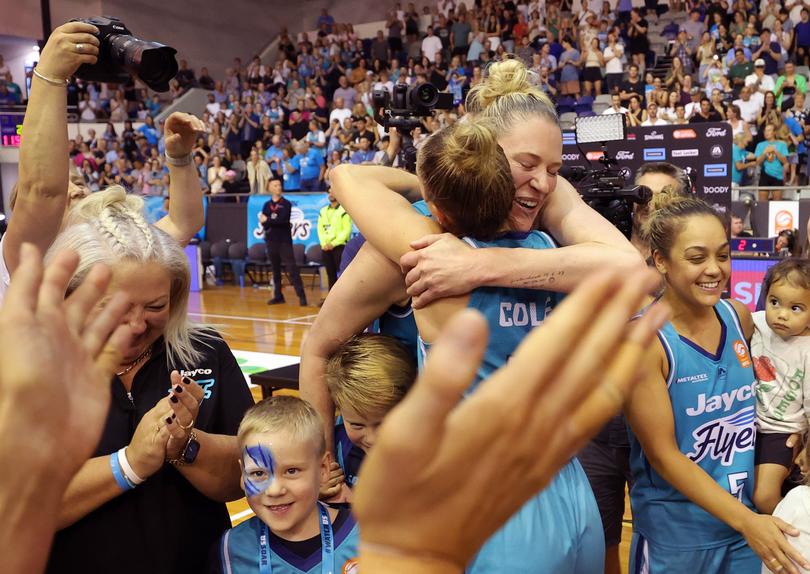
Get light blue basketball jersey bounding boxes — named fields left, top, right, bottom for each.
left=371, top=303, right=419, bottom=361
left=417, top=230, right=564, bottom=395
left=416, top=230, right=604, bottom=573
left=628, top=299, right=757, bottom=551
left=217, top=512, right=359, bottom=574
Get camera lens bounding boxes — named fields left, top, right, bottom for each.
left=411, top=83, right=438, bottom=108
left=107, top=34, right=178, bottom=92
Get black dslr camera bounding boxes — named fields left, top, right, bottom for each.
left=70, top=16, right=178, bottom=92
left=372, top=83, right=454, bottom=172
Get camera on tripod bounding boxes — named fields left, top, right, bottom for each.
left=560, top=114, right=651, bottom=239
left=70, top=16, right=178, bottom=92
left=372, top=82, right=454, bottom=172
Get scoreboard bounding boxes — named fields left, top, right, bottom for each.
left=0, top=112, right=23, bottom=147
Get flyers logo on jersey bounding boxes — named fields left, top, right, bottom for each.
left=733, top=340, right=751, bottom=368
left=343, top=558, right=359, bottom=574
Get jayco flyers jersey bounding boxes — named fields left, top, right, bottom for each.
left=628, top=299, right=757, bottom=550
left=418, top=230, right=562, bottom=394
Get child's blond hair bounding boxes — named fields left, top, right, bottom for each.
left=237, top=396, right=326, bottom=456
left=325, top=334, right=416, bottom=418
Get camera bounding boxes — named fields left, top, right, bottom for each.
left=561, top=115, right=651, bottom=239
left=372, top=82, right=454, bottom=172
left=70, top=16, right=178, bottom=92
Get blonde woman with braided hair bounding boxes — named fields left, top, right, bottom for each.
left=44, top=187, right=254, bottom=574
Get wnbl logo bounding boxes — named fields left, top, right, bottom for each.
left=687, top=406, right=756, bottom=466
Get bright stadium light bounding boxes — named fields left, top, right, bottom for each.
left=574, top=113, right=626, bottom=144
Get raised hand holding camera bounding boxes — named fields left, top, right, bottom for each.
left=36, top=22, right=101, bottom=84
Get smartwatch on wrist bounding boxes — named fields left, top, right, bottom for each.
left=167, top=430, right=200, bottom=466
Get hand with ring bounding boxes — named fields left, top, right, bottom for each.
left=37, top=21, right=101, bottom=83
left=164, top=371, right=205, bottom=458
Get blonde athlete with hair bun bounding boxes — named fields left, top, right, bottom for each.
left=44, top=187, right=253, bottom=574
left=330, top=106, right=632, bottom=571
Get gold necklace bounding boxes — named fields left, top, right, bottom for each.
left=115, top=347, right=153, bottom=377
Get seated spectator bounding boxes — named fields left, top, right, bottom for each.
left=685, top=87, right=703, bottom=118
left=725, top=36, right=752, bottom=67
left=661, top=91, right=680, bottom=121
left=626, top=95, right=644, bottom=126
left=175, top=59, right=196, bottom=90
left=602, top=93, right=628, bottom=114
left=710, top=88, right=729, bottom=120
left=729, top=48, right=754, bottom=94
left=350, top=136, right=376, bottom=164
left=211, top=396, right=358, bottom=573
left=641, top=102, right=669, bottom=126
left=198, top=66, right=215, bottom=90
left=757, top=91, right=782, bottom=133
left=690, top=96, right=724, bottom=123
left=727, top=104, right=752, bottom=145
left=329, top=96, right=352, bottom=126
left=620, top=63, right=644, bottom=106
left=536, top=66, right=558, bottom=96
left=664, top=56, right=687, bottom=90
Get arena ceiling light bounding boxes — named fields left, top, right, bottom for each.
left=574, top=114, right=626, bottom=144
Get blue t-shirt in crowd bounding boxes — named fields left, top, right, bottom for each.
left=137, top=124, right=159, bottom=146
left=731, top=144, right=748, bottom=185
left=265, top=145, right=284, bottom=171
left=350, top=149, right=376, bottom=164
left=282, top=155, right=301, bottom=190
left=755, top=139, right=789, bottom=180
left=299, top=148, right=324, bottom=180
left=797, top=20, right=810, bottom=47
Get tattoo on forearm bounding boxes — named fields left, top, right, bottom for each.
left=511, top=270, right=565, bottom=288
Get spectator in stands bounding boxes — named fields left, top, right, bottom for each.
left=176, top=59, right=196, bottom=90
left=208, top=155, right=227, bottom=195
left=757, top=90, right=782, bottom=132
left=734, top=85, right=763, bottom=123
left=756, top=122, right=790, bottom=199
left=710, top=88, right=729, bottom=120
left=690, top=96, right=724, bottom=122
left=775, top=60, right=807, bottom=108
left=696, top=32, right=718, bottom=81
left=334, top=76, right=357, bottom=108
left=732, top=132, right=757, bottom=185
left=627, top=94, right=644, bottom=126
left=582, top=37, right=605, bottom=97
left=350, top=136, right=376, bottom=164
left=558, top=36, right=581, bottom=97
left=627, top=9, right=649, bottom=69
left=536, top=66, right=558, bottom=96
left=664, top=56, right=687, bottom=90
left=603, top=93, right=628, bottom=114
left=198, top=66, right=215, bottom=91
left=795, top=9, right=810, bottom=65
left=670, top=30, right=694, bottom=73
left=747, top=58, right=776, bottom=98
left=642, top=101, right=669, bottom=126
left=297, top=141, right=324, bottom=191
left=422, top=26, right=444, bottom=63
left=753, top=29, right=784, bottom=75
left=450, top=13, right=471, bottom=57
left=729, top=48, right=754, bottom=92
left=247, top=148, right=271, bottom=194
left=603, top=33, right=625, bottom=95
left=620, top=63, right=644, bottom=106
left=728, top=103, right=752, bottom=145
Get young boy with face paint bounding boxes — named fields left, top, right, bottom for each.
left=209, top=396, right=360, bottom=574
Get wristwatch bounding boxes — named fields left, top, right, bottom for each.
left=167, top=430, right=200, bottom=466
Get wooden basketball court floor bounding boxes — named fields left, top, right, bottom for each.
left=194, top=282, right=634, bottom=573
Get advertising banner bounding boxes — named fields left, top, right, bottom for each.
left=767, top=200, right=800, bottom=238
left=143, top=195, right=208, bottom=240
left=561, top=122, right=732, bottom=216
left=246, top=193, right=330, bottom=249
left=730, top=258, right=780, bottom=311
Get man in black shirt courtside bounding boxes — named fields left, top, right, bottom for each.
left=260, top=178, right=308, bottom=306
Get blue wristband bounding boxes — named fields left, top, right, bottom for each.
left=110, top=452, right=136, bottom=491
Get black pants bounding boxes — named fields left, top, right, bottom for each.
left=266, top=239, right=305, bottom=301
left=321, top=244, right=345, bottom=290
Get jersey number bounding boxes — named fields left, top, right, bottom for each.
left=728, top=472, right=749, bottom=501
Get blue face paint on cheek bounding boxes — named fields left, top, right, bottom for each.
left=242, top=444, right=276, bottom=497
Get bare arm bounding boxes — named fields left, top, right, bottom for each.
left=299, top=242, right=408, bottom=456
left=4, top=23, right=100, bottom=273
left=153, top=113, right=206, bottom=244
left=173, top=432, right=243, bottom=502
left=330, top=164, right=440, bottom=263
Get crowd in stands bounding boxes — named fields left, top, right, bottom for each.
left=26, top=0, right=810, bottom=198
